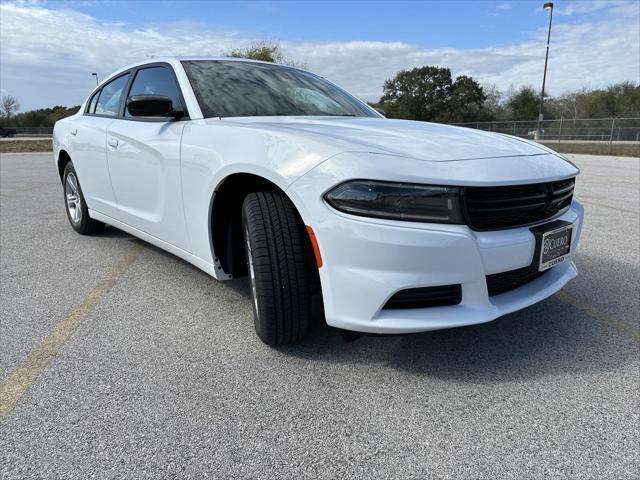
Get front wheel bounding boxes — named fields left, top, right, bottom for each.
left=62, top=162, right=104, bottom=235
left=242, top=191, right=317, bottom=346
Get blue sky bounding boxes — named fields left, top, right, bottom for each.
left=1, top=1, right=639, bottom=110
left=38, top=0, right=560, bottom=48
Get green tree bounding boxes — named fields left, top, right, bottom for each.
left=509, top=82, right=640, bottom=120
left=575, top=82, right=640, bottom=118
left=505, top=86, right=541, bottom=121
left=379, top=66, right=486, bottom=122
left=226, top=41, right=305, bottom=68
left=446, top=75, right=487, bottom=122
left=1, top=105, right=79, bottom=127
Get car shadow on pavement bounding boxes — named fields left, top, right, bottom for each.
left=278, top=301, right=636, bottom=384
left=99, top=227, right=637, bottom=384
left=275, top=254, right=638, bottom=384
left=93, top=225, right=138, bottom=239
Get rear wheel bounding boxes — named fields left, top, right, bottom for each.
left=242, top=191, right=317, bottom=346
left=63, top=162, right=104, bottom=235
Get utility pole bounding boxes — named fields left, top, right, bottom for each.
left=537, top=2, right=554, bottom=140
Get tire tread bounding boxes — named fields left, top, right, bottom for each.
left=242, top=191, right=313, bottom=346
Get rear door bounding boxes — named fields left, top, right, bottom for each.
left=68, top=72, right=130, bottom=218
left=105, top=63, right=190, bottom=250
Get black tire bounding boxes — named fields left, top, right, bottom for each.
left=62, top=162, right=105, bottom=235
left=242, top=191, right=317, bottom=346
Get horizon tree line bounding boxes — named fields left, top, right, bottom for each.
left=2, top=42, right=638, bottom=127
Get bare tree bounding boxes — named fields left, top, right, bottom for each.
left=1, top=95, right=20, bottom=118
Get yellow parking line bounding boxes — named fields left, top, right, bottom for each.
left=0, top=243, right=143, bottom=419
left=556, top=291, right=640, bottom=342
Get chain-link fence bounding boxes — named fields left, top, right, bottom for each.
left=3, top=117, right=640, bottom=142
left=1, top=126, right=53, bottom=136
left=450, top=117, right=640, bottom=143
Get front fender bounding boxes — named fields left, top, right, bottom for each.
left=180, top=120, right=344, bottom=267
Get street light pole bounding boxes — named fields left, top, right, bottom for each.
left=92, top=73, right=99, bottom=86
left=537, top=2, right=554, bottom=140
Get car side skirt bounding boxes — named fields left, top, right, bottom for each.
left=89, top=210, right=227, bottom=280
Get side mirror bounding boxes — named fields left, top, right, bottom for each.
left=126, top=95, right=183, bottom=118
left=374, top=107, right=386, bottom=117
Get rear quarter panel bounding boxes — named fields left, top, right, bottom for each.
left=52, top=117, right=71, bottom=170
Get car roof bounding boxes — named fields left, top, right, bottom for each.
left=103, top=56, right=305, bottom=85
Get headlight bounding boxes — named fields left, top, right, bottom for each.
left=324, top=180, right=464, bottom=224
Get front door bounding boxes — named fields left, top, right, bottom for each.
left=106, top=65, right=190, bottom=251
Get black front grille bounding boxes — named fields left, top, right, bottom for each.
left=486, top=266, right=549, bottom=296
left=463, top=178, right=575, bottom=230
left=383, top=284, right=462, bottom=309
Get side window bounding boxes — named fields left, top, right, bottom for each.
left=86, top=91, right=99, bottom=114
left=95, top=73, right=130, bottom=117
left=125, top=66, right=183, bottom=117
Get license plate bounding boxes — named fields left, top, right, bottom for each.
left=539, top=224, right=574, bottom=271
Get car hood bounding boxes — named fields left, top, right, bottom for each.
left=220, top=116, right=555, bottom=162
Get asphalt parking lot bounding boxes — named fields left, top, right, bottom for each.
left=1, top=152, right=638, bottom=479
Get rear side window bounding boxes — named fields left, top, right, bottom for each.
left=125, top=66, right=183, bottom=117
left=95, top=73, right=130, bottom=117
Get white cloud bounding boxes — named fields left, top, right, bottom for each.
left=0, top=1, right=638, bottom=110
left=496, top=3, right=512, bottom=10
left=553, top=0, right=629, bottom=15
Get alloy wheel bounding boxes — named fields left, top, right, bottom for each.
left=65, top=172, right=82, bottom=224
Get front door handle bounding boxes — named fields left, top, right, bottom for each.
left=108, top=137, right=118, bottom=148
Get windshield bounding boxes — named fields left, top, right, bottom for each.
left=182, top=60, right=377, bottom=118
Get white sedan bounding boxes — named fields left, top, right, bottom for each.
left=53, top=57, right=584, bottom=346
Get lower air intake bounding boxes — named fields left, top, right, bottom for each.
left=383, top=284, right=462, bottom=309
left=486, top=266, right=549, bottom=296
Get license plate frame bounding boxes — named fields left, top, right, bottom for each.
left=537, top=223, right=574, bottom=271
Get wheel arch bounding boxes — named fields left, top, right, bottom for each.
left=57, top=149, right=72, bottom=183
left=208, top=171, right=310, bottom=279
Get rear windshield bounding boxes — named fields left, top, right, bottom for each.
left=181, top=60, right=376, bottom=119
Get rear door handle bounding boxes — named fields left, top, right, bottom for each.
left=108, top=137, right=118, bottom=148
left=70, top=128, right=77, bottom=136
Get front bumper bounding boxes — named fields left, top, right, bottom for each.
left=311, top=199, right=584, bottom=334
